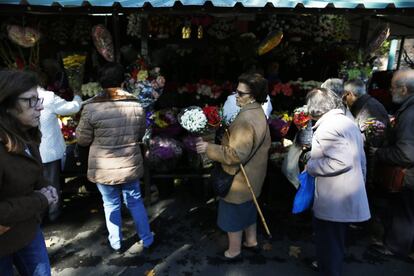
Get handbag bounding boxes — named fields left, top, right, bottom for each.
left=209, top=163, right=240, bottom=197
left=209, top=128, right=267, bottom=198
left=292, top=171, right=315, bottom=214
left=61, top=144, right=89, bottom=175
left=374, top=162, right=405, bottom=193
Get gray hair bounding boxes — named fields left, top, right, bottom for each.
left=321, top=78, right=344, bottom=97
left=344, top=79, right=366, bottom=97
left=306, top=88, right=343, bottom=118
left=394, top=69, right=414, bottom=95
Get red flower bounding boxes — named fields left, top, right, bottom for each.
left=202, top=105, right=221, bottom=128
left=293, top=112, right=311, bottom=129
left=131, top=68, right=139, bottom=80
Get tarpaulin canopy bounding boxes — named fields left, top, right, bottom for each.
left=1, top=0, right=414, bottom=9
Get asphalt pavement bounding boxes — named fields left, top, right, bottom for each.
left=42, top=177, right=414, bottom=276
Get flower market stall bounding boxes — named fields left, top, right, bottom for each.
left=1, top=0, right=414, bottom=203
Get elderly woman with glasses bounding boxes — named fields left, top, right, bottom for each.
left=0, top=70, right=58, bottom=275
left=305, top=88, right=370, bottom=276
left=196, top=73, right=271, bottom=260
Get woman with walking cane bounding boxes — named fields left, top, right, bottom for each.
left=196, top=73, right=271, bottom=261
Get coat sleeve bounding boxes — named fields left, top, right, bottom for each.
left=307, top=129, right=353, bottom=177
left=76, top=107, right=94, bottom=147
left=206, top=121, right=254, bottom=166
left=52, top=94, right=82, bottom=116
left=0, top=166, right=49, bottom=226
left=376, top=110, right=414, bottom=167
left=135, top=105, right=146, bottom=140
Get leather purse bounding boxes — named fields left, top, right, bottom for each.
left=209, top=128, right=267, bottom=198
left=374, top=162, right=406, bottom=193
left=61, top=144, right=89, bottom=175
left=209, top=163, right=239, bottom=197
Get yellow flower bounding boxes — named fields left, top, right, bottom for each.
left=137, top=70, right=148, bottom=82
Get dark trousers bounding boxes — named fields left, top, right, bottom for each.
left=43, top=160, right=62, bottom=220
left=384, top=187, right=414, bottom=256
left=313, top=217, right=348, bottom=276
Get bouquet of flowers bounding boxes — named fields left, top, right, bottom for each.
left=146, top=136, right=183, bottom=173
left=81, top=82, right=102, bottom=98
left=268, top=112, right=292, bottom=142
left=293, top=105, right=313, bottom=146
left=62, top=53, right=86, bottom=93
left=361, top=119, right=387, bottom=147
left=203, top=105, right=221, bottom=128
left=59, top=116, right=78, bottom=144
left=293, top=106, right=311, bottom=130
left=178, top=106, right=208, bottom=134
left=178, top=105, right=222, bottom=168
left=124, top=58, right=165, bottom=110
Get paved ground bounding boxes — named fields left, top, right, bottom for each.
left=43, top=176, right=414, bottom=276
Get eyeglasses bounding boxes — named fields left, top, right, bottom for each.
left=18, top=96, right=44, bottom=108
left=234, top=90, right=251, bottom=97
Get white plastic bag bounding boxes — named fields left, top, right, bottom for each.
left=281, top=141, right=302, bottom=189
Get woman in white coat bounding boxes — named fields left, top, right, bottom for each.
left=38, top=87, right=82, bottom=221
left=306, top=88, right=370, bottom=276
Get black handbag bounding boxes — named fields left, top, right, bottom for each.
left=209, top=163, right=240, bottom=197
left=209, top=128, right=267, bottom=197
left=61, top=144, right=89, bottom=175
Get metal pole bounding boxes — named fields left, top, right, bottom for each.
left=397, top=36, right=406, bottom=70
left=112, top=10, right=121, bottom=63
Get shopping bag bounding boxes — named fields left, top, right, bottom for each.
left=374, top=162, right=405, bottom=193
left=281, top=142, right=302, bottom=189
left=292, top=171, right=315, bottom=214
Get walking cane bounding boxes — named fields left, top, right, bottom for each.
left=225, top=130, right=272, bottom=239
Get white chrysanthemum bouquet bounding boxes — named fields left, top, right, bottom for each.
left=178, top=106, right=222, bottom=168
left=178, top=106, right=208, bottom=134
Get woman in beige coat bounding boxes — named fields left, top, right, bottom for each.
left=196, top=73, right=271, bottom=260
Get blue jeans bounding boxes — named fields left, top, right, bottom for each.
left=97, top=180, right=153, bottom=250
left=0, top=227, right=51, bottom=276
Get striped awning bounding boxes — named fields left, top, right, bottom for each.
left=1, top=0, right=414, bottom=9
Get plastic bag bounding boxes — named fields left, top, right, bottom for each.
left=292, top=171, right=315, bottom=214
left=281, top=142, right=302, bottom=189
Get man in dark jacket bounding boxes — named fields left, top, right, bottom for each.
left=344, top=78, right=389, bottom=135
left=344, top=79, right=390, bottom=189
left=373, top=70, right=414, bottom=260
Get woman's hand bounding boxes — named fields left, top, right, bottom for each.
left=0, top=224, right=10, bottom=235
left=195, top=137, right=208, bottom=154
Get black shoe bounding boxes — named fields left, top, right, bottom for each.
left=127, top=239, right=157, bottom=255
left=106, top=243, right=124, bottom=255
left=242, top=243, right=261, bottom=254
left=219, top=251, right=243, bottom=262
left=370, top=244, right=395, bottom=257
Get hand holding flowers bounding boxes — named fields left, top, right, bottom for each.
left=179, top=105, right=222, bottom=168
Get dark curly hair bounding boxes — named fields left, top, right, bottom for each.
left=238, top=73, right=268, bottom=104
